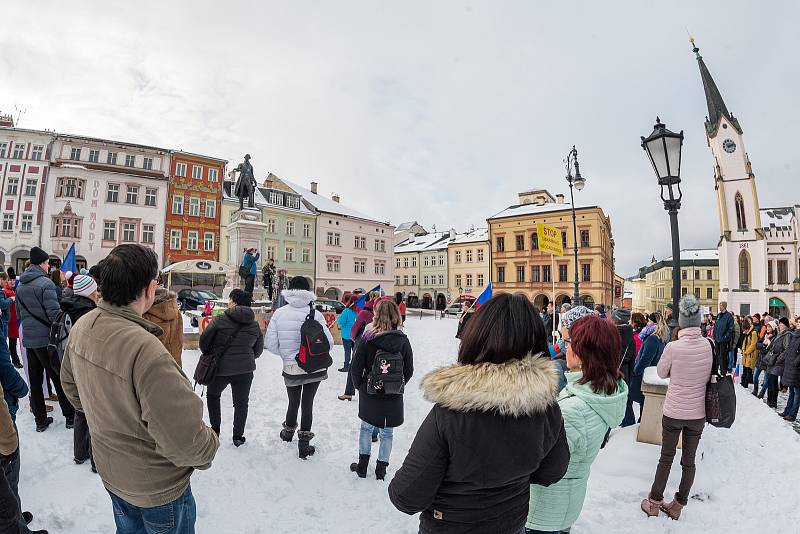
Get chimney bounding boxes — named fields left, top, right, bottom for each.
left=556, top=194, right=565, bottom=204
left=331, top=193, right=340, bottom=203
left=310, top=181, right=318, bottom=194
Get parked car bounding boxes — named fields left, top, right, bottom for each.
left=314, top=298, right=345, bottom=314
left=177, top=289, right=220, bottom=311
left=443, top=303, right=462, bottom=316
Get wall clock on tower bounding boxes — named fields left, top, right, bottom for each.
left=723, top=139, right=737, bottom=153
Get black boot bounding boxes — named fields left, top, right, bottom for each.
left=375, top=461, right=389, bottom=481
left=280, top=422, right=297, bottom=442
left=233, top=436, right=246, bottom=447
left=22, top=512, right=33, bottom=524
left=298, top=431, right=315, bottom=459
left=36, top=417, right=53, bottom=433
left=350, top=454, right=370, bottom=478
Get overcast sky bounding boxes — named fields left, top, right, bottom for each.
left=2, top=1, right=798, bottom=276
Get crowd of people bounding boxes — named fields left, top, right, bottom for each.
left=0, top=243, right=798, bottom=533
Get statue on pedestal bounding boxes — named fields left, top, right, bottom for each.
left=233, top=154, right=257, bottom=211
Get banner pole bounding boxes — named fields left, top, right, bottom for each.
left=551, top=254, right=557, bottom=339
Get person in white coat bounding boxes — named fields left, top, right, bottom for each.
left=266, top=276, right=334, bottom=459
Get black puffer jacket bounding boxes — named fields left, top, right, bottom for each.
left=350, top=329, right=413, bottom=428
left=781, top=329, right=800, bottom=388
left=617, top=324, right=636, bottom=383
left=199, top=306, right=264, bottom=377
left=61, top=295, right=97, bottom=325
left=389, top=354, right=569, bottom=534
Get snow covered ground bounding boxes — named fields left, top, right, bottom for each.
left=14, top=317, right=800, bottom=533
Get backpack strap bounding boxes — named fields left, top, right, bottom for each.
left=16, top=293, right=52, bottom=329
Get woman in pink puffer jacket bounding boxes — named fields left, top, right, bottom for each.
left=641, top=295, right=712, bottom=521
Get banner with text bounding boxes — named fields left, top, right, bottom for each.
left=537, top=223, right=563, bottom=257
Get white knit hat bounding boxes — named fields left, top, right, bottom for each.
left=72, top=275, right=97, bottom=298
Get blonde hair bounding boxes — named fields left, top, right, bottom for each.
left=653, top=312, right=669, bottom=341
left=373, top=300, right=402, bottom=332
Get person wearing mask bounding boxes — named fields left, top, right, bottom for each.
left=764, top=317, right=792, bottom=408
left=60, top=245, right=220, bottom=533
left=631, top=312, right=647, bottom=358
left=348, top=300, right=413, bottom=480
left=339, top=292, right=380, bottom=401
left=527, top=315, right=627, bottom=534
left=199, top=289, right=263, bottom=447
left=240, top=248, right=259, bottom=296
left=739, top=318, right=758, bottom=388
left=15, top=247, right=75, bottom=432
left=394, top=292, right=406, bottom=323
left=262, top=259, right=276, bottom=301
left=142, top=286, right=184, bottom=367
left=778, top=320, right=800, bottom=422
left=641, top=295, right=712, bottom=521
left=58, top=275, right=99, bottom=469
left=554, top=306, right=595, bottom=391
left=713, top=301, right=734, bottom=377
left=388, top=293, right=570, bottom=534
left=630, top=313, right=667, bottom=422
left=336, top=295, right=358, bottom=372
left=612, top=308, right=636, bottom=427
left=266, top=276, right=333, bottom=458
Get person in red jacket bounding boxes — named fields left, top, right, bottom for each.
left=0, top=274, right=20, bottom=368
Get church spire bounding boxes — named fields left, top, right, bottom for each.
left=691, top=37, right=742, bottom=138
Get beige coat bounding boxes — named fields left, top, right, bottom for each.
left=61, top=301, right=219, bottom=508
left=143, top=289, right=184, bottom=366
left=0, top=383, right=18, bottom=456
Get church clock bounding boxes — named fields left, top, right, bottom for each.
left=722, top=139, right=736, bottom=153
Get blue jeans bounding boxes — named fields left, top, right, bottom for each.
left=753, top=367, right=766, bottom=393
left=784, top=386, right=800, bottom=418
left=343, top=339, right=353, bottom=368
left=729, top=348, right=737, bottom=370
left=109, top=485, right=196, bottom=534
left=359, top=421, right=393, bottom=463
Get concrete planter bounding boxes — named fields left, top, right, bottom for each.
left=637, top=381, right=682, bottom=449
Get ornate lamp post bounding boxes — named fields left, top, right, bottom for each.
left=641, top=118, right=685, bottom=326
left=565, top=146, right=586, bottom=306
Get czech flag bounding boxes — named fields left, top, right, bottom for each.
left=475, top=282, right=492, bottom=307
left=356, top=285, right=381, bottom=310
left=61, top=243, right=77, bottom=275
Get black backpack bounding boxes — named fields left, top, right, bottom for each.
left=295, top=303, right=333, bottom=373
left=366, top=346, right=405, bottom=396
left=47, top=310, right=73, bottom=369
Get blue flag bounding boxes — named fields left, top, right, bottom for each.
left=61, top=243, right=77, bottom=274
left=356, top=285, right=381, bottom=309
left=475, top=282, right=492, bottom=306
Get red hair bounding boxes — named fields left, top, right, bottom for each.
left=570, top=316, right=623, bottom=395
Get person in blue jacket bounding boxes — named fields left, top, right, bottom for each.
left=336, top=295, right=358, bottom=372
left=629, top=312, right=667, bottom=422
left=240, top=248, right=260, bottom=295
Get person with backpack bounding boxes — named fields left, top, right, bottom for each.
left=641, top=294, right=712, bottom=521
left=199, top=289, right=263, bottom=447
left=739, top=318, right=758, bottom=388
left=240, top=248, right=259, bottom=295
left=336, top=295, right=358, bottom=372
left=266, top=276, right=333, bottom=459
left=56, top=275, right=99, bottom=469
left=348, top=300, right=413, bottom=480
left=14, top=246, right=75, bottom=432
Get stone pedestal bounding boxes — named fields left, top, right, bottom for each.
left=637, top=381, right=682, bottom=449
left=222, top=208, right=268, bottom=300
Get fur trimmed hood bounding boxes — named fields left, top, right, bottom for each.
left=422, top=353, right=559, bottom=417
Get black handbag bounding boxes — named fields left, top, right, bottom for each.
left=193, top=320, right=245, bottom=387
left=705, top=339, right=736, bottom=428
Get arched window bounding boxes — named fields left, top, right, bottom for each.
left=738, top=250, right=751, bottom=289
left=735, top=192, right=747, bottom=231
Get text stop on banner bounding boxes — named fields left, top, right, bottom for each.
left=537, top=224, right=563, bottom=257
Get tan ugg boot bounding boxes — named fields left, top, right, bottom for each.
left=660, top=498, right=684, bottom=520
left=641, top=497, right=662, bottom=517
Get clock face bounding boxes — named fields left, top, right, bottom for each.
left=723, top=139, right=736, bottom=153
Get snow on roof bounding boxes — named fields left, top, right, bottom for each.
left=760, top=207, right=795, bottom=230
left=223, top=181, right=269, bottom=206
left=664, top=248, right=719, bottom=261
left=489, top=201, right=593, bottom=220
left=394, top=231, right=454, bottom=253
left=282, top=179, right=390, bottom=225
left=450, top=228, right=489, bottom=245
left=256, top=187, right=314, bottom=215
left=395, top=221, right=418, bottom=231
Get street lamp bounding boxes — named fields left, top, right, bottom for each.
left=641, top=117, right=684, bottom=326
left=565, top=146, right=585, bottom=306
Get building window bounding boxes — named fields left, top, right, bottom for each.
left=12, top=143, right=26, bottom=159
left=286, top=220, right=295, bottom=236
left=122, top=222, right=136, bottom=242
left=532, top=265, right=541, bottom=282
left=208, top=168, right=218, bottom=182
left=396, top=258, right=402, bottom=269
left=455, top=251, right=462, bottom=263
left=266, top=245, right=276, bottom=260
left=516, top=235, right=524, bottom=251
left=205, top=200, right=216, bottom=219
left=682, top=287, right=688, bottom=296
left=735, top=192, right=747, bottom=231
left=60, top=218, right=71, bottom=237
left=126, top=186, right=139, bottom=204
left=496, top=236, right=505, bottom=252
left=497, top=265, right=505, bottom=283
left=302, top=248, right=311, bottom=263
left=466, top=274, right=473, bottom=288
left=31, top=145, right=44, bottom=160
left=681, top=270, right=687, bottom=280
left=268, top=191, right=281, bottom=205
left=561, top=231, right=567, bottom=250
left=303, top=223, right=311, bottom=238
left=707, top=269, right=713, bottom=280
left=139, top=224, right=154, bottom=244
left=327, top=258, right=340, bottom=272
left=694, top=287, right=701, bottom=299
left=172, top=195, right=184, bottom=215
left=107, top=152, right=118, bottom=165
left=5, top=178, right=18, bottom=196
left=580, top=229, right=590, bottom=248
left=777, top=260, right=789, bottom=284
left=559, top=264, right=568, bottom=282
left=516, top=265, right=525, bottom=282
left=375, top=262, right=386, bottom=275
left=707, top=287, right=713, bottom=299
left=438, top=255, right=445, bottom=266
left=374, top=239, right=386, bottom=252
left=204, top=232, right=214, bottom=251
left=543, top=265, right=551, bottom=283
left=582, top=263, right=591, bottom=282
left=768, top=261, right=774, bottom=285
left=531, top=232, right=539, bottom=250
left=438, top=274, right=445, bottom=285
left=412, top=275, right=417, bottom=285
left=355, top=236, right=367, bottom=249
left=57, top=178, right=84, bottom=199
left=24, top=179, right=38, bottom=197
left=455, top=274, right=462, bottom=287
left=88, top=149, right=100, bottom=163
left=107, top=183, right=120, bottom=203
left=423, top=276, right=429, bottom=286
left=140, top=157, right=152, bottom=171
left=402, top=257, right=408, bottom=268
left=327, top=232, right=340, bottom=246
left=169, top=229, right=181, bottom=249
left=124, top=155, right=136, bottom=167
left=187, top=231, right=198, bottom=250
left=175, top=162, right=187, bottom=177
left=354, top=259, right=366, bottom=274
left=21, top=214, right=33, bottom=233
left=739, top=250, right=751, bottom=289
left=465, top=249, right=473, bottom=262
left=192, top=165, right=202, bottom=179
left=69, top=147, right=81, bottom=160
left=189, top=197, right=200, bottom=216
left=411, top=256, right=417, bottom=267
left=1, top=214, right=13, bottom=232
left=694, top=269, right=700, bottom=280
left=103, top=221, right=117, bottom=241
left=144, top=188, right=157, bottom=207
left=0, top=143, right=7, bottom=158
left=285, top=247, right=294, bottom=262
left=267, top=218, right=276, bottom=233
left=477, top=274, right=484, bottom=287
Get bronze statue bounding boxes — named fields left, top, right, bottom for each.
left=233, top=154, right=257, bottom=210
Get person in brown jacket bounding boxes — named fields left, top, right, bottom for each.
left=60, top=245, right=219, bottom=533
left=143, top=287, right=184, bottom=367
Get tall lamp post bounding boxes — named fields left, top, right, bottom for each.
left=565, top=146, right=586, bottom=306
left=641, top=118, right=685, bottom=327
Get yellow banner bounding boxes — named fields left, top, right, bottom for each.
left=537, top=223, right=563, bottom=256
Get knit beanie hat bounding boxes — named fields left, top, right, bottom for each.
left=560, top=305, right=593, bottom=331
left=779, top=317, right=790, bottom=328
left=678, top=294, right=702, bottom=328
left=72, top=275, right=97, bottom=298
left=30, top=247, right=49, bottom=266
left=768, top=320, right=778, bottom=331
left=612, top=308, right=632, bottom=325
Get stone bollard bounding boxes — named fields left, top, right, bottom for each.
left=637, top=369, right=682, bottom=449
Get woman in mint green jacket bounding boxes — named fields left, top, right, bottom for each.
left=527, top=315, right=628, bottom=534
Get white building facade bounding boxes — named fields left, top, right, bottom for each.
left=43, top=134, right=170, bottom=268
left=695, top=43, right=800, bottom=318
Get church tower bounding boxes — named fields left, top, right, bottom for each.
left=693, top=39, right=766, bottom=315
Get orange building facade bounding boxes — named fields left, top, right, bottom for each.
left=163, top=152, right=226, bottom=265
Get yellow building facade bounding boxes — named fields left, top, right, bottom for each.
left=447, top=228, right=490, bottom=299
left=639, top=249, right=720, bottom=315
